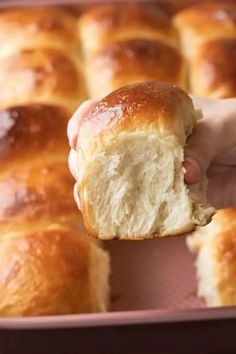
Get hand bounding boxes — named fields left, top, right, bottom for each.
left=68, top=96, right=236, bottom=211
left=184, top=96, right=236, bottom=209
left=67, top=100, right=98, bottom=210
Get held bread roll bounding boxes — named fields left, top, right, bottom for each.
left=174, top=2, right=236, bottom=58
left=76, top=82, right=214, bottom=240
left=0, top=225, right=109, bottom=316
left=187, top=208, right=236, bottom=307
left=79, top=3, right=178, bottom=58
left=0, top=7, right=79, bottom=59
left=85, top=38, right=187, bottom=99
left=190, top=38, right=236, bottom=98
left=0, top=48, right=86, bottom=111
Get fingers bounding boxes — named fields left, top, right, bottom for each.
left=190, top=95, right=218, bottom=111
left=68, top=148, right=78, bottom=180
left=67, top=99, right=99, bottom=149
left=184, top=119, right=217, bottom=184
left=184, top=98, right=236, bottom=184
left=183, top=158, right=202, bottom=184
left=68, top=150, right=81, bottom=210
left=68, top=99, right=99, bottom=211
left=74, top=183, right=81, bottom=210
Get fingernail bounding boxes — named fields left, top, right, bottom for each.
left=183, top=157, right=202, bottom=184
left=74, top=183, right=81, bottom=210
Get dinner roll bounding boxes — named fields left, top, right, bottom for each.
left=76, top=82, right=214, bottom=240
left=187, top=208, right=236, bottom=307
left=174, top=2, right=236, bottom=58
left=0, top=105, right=69, bottom=165
left=79, top=3, right=178, bottom=58
left=0, top=7, right=79, bottom=59
left=85, top=38, right=187, bottom=99
left=0, top=48, right=85, bottom=111
left=190, top=38, right=236, bottom=98
left=0, top=105, right=79, bottom=232
left=0, top=159, right=80, bottom=231
left=0, top=225, right=110, bottom=316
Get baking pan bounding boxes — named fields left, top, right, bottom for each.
left=0, top=236, right=236, bottom=354
left=0, top=1, right=235, bottom=353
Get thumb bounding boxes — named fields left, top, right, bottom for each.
left=184, top=120, right=217, bottom=184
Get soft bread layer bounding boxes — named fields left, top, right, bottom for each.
left=187, top=226, right=220, bottom=306
left=79, top=132, right=211, bottom=239
left=77, top=82, right=214, bottom=240
left=187, top=208, right=236, bottom=306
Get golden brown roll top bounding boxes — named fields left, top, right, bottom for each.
left=0, top=159, right=78, bottom=231
left=190, top=38, right=236, bottom=98
left=0, top=105, right=69, bottom=164
left=78, top=81, right=195, bottom=151
left=174, top=2, right=236, bottom=58
left=0, top=48, right=85, bottom=111
left=187, top=208, right=236, bottom=306
left=79, top=3, right=178, bottom=58
left=0, top=225, right=110, bottom=316
left=0, top=7, right=79, bottom=59
left=85, top=38, right=187, bottom=98
left=0, top=105, right=74, bottom=230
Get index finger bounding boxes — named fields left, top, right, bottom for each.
left=67, top=99, right=99, bottom=150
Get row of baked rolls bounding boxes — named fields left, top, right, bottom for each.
left=0, top=7, right=110, bottom=316
left=79, top=3, right=187, bottom=98
left=85, top=38, right=187, bottom=99
left=174, top=1, right=236, bottom=98
left=0, top=6, right=79, bottom=59
left=79, top=2, right=178, bottom=58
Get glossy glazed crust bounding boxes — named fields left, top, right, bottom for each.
left=78, top=81, right=195, bottom=153
left=0, top=48, right=85, bottom=111
left=191, top=38, right=236, bottom=98
left=0, top=104, right=78, bottom=231
left=0, top=159, right=78, bottom=231
left=86, top=38, right=186, bottom=98
left=0, top=105, right=69, bottom=164
left=79, top=3, right=178, bottom=57
left=175, top=2, right=236, bottom=35
left=174, top=2, right=236, bottom=57
left=0, top=225, right=93, bottom=316
left=0, top=7, right=79, bottom=58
